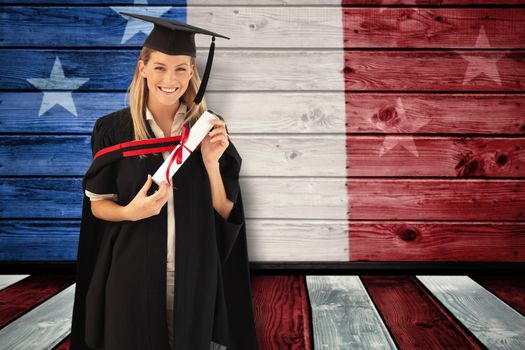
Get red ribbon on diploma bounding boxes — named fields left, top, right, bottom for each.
left=165, top=125, right=193, bottom=186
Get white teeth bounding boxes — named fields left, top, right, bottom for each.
left=160, top=87, right=177, bottom=93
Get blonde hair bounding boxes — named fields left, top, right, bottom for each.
left=125, top=46, right=208, bottom=158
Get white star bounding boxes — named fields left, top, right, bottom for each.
left=372, top=97, right=429, bottom=157
left=26, top=57, right=89, bottom=117
left=456, top=26, right=508, bottom=86
left=111, top=5, right=173, bottom=44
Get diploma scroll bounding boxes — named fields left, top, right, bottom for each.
left=152, top=110, right=217, bottom=186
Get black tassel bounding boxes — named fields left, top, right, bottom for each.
left=194, top=36, right=215, bottom=104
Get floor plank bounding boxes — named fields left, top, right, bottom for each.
left=0, top=275, right=29, bottom=291
left=0, top=284, right=75, bottom=350
left=0, top=275, right=75, bottom=328
left=251, top=275, right=312, bottom=350
left=361, top=275, right=483, bottom=350
left=417, top=276, right=525, bottom=350
left=470, top=275, right=525, bottom=316
left=306, top=275, right=397, bottom=349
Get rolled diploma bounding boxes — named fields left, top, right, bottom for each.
left=152, top=110, right=217, bottom=186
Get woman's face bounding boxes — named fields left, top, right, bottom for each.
left=138, top=51, right=194, bottom=107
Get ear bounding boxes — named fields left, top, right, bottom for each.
left=138, top=60, right=145, bottom=78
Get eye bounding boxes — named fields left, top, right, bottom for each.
left=177, top=68, right=187, bottom=71
left=155, top=67, right=165, bottom=71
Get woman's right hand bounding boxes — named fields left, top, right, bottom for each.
left=125, top=174, right=171, bottom=221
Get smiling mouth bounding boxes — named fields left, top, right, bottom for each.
left=158, top=87, right=179, bottom=94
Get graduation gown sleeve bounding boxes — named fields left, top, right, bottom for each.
left=212, top=115, right=259, bottom=350
left=71, top=116, right=118, bottom=350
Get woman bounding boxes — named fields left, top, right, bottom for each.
left=70, top=13, right=259, bottom=350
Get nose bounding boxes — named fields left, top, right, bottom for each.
left=164, top=70, right=177, bottom=86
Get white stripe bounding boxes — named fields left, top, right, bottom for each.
left=417, top=276, right=525, bottom=350
left=306, top=276, right=397, bottom=350
left=187, top=6, right=343, bottom=48
left=0, top=284, right=75, bottom=350
left=0, top=275, right=29, bottom=291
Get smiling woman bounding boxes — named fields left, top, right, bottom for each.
left=70, top=12, right=259, bottom=350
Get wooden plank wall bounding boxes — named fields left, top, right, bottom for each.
left=0, top=0, right=523, bottom=266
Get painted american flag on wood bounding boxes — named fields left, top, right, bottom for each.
left=0, top=1, right=524, bottom=267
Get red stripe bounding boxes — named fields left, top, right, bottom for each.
left=93, top=135, right=182, bottom=160
left=123, top=146, right=178, bottom=157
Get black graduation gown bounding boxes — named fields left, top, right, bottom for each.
left=70, top=107, right=259, bottom=350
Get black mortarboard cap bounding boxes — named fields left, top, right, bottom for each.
left=120, top=12, right=230, bottom=104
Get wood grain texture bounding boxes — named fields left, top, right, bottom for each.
left=349, top=222, right=525, bottom=262
left=6, top=49, right=522, bottom=91
left=0, top=221, right=80, bottom=261
left=361, top=275, right=484, bottom=350
left=417, top=275, right=525, bottom=350
left=2, top=135, right=523, bottom=177
left=1, top=6, right=343, bottom=48
left=348, top=179, right=525, bottom=220
left=4, top=92, right=524, bottom=135
left=3, top=220, right=524, bottom=262
left=6, top=7, right=523, bottom=49
left=251, top=275, right=312, bottom=350
left=344, top=50, right=524, bottom=91
left=4, top=0, right=525, bottom=6
left=0, top=49, right=346, bottom=91
left=0, top=284, right=75, bottom=350
left=0, top=178, right=349, bottom=219
left=0, top=135, right=348, bottom=176
left=343, top=8, right=525, bottom=48
left=0, top=219, right=349, bottom=262
left=470, top=275, right=525, bottom=316
left=0, top=275, right=29, bottom=291
left=306, top=275, right=397, bottom=349
left=346, top=93, right=525, bottom=135
left=0, top=275, right=75, bottom=328
left=0, top=91, right=347, bottom=133
left=2, top=178, right=524, bottom=220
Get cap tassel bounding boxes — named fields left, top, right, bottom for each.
left=194, top=36, right=215, bottom=105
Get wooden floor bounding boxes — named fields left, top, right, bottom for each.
left=0, top=274, right=524, bottom=350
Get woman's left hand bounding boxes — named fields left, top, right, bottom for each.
left=201, top=118, right=229, bottom=168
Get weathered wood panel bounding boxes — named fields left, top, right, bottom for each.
left=251, top=275, right=312, bottom=350
left=0, top=49, right=346, bottom=91
left=345, top=93, right=525, bottom=135
left=3, top=7, right=523, bottom=48
left=361, top=275, right=484, bottom=349
left=343, top=8, right=525, bottom=48
left=417, top=275, right=525, bottom=350
left=306, top=275, right=397, bottom=349
left=2, top=93, right=523, bottom=135
left=3, top=49, right=521, bottom=91
left=0, top=275, right=29, bottom=291
left=2, top=178, right=523, bottom=220
left=344, top=50, right=524, bottom=91
left=5, top=0, right=525, bottom=6
left=349, top=222, right=525, bottom=262
left=348, top=179, right=524, bottom=221
left=2, top=220, right=524, bottom=262
left=1, top=7, right=343, bottom=48
left=0, top=219, right=349, bottom=262
left=0, top=221, right=80, bottom=261
left=470, top=275, right=525, bottom=316
left=0, top=135, right=347, bottom=177
left=0, top=178, right=348, bottom=219
left=0, top=284, right=75, bottom=350
left=1, top=135, right=523, bottom=177
left=0, top=275, right=75, bottom=328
